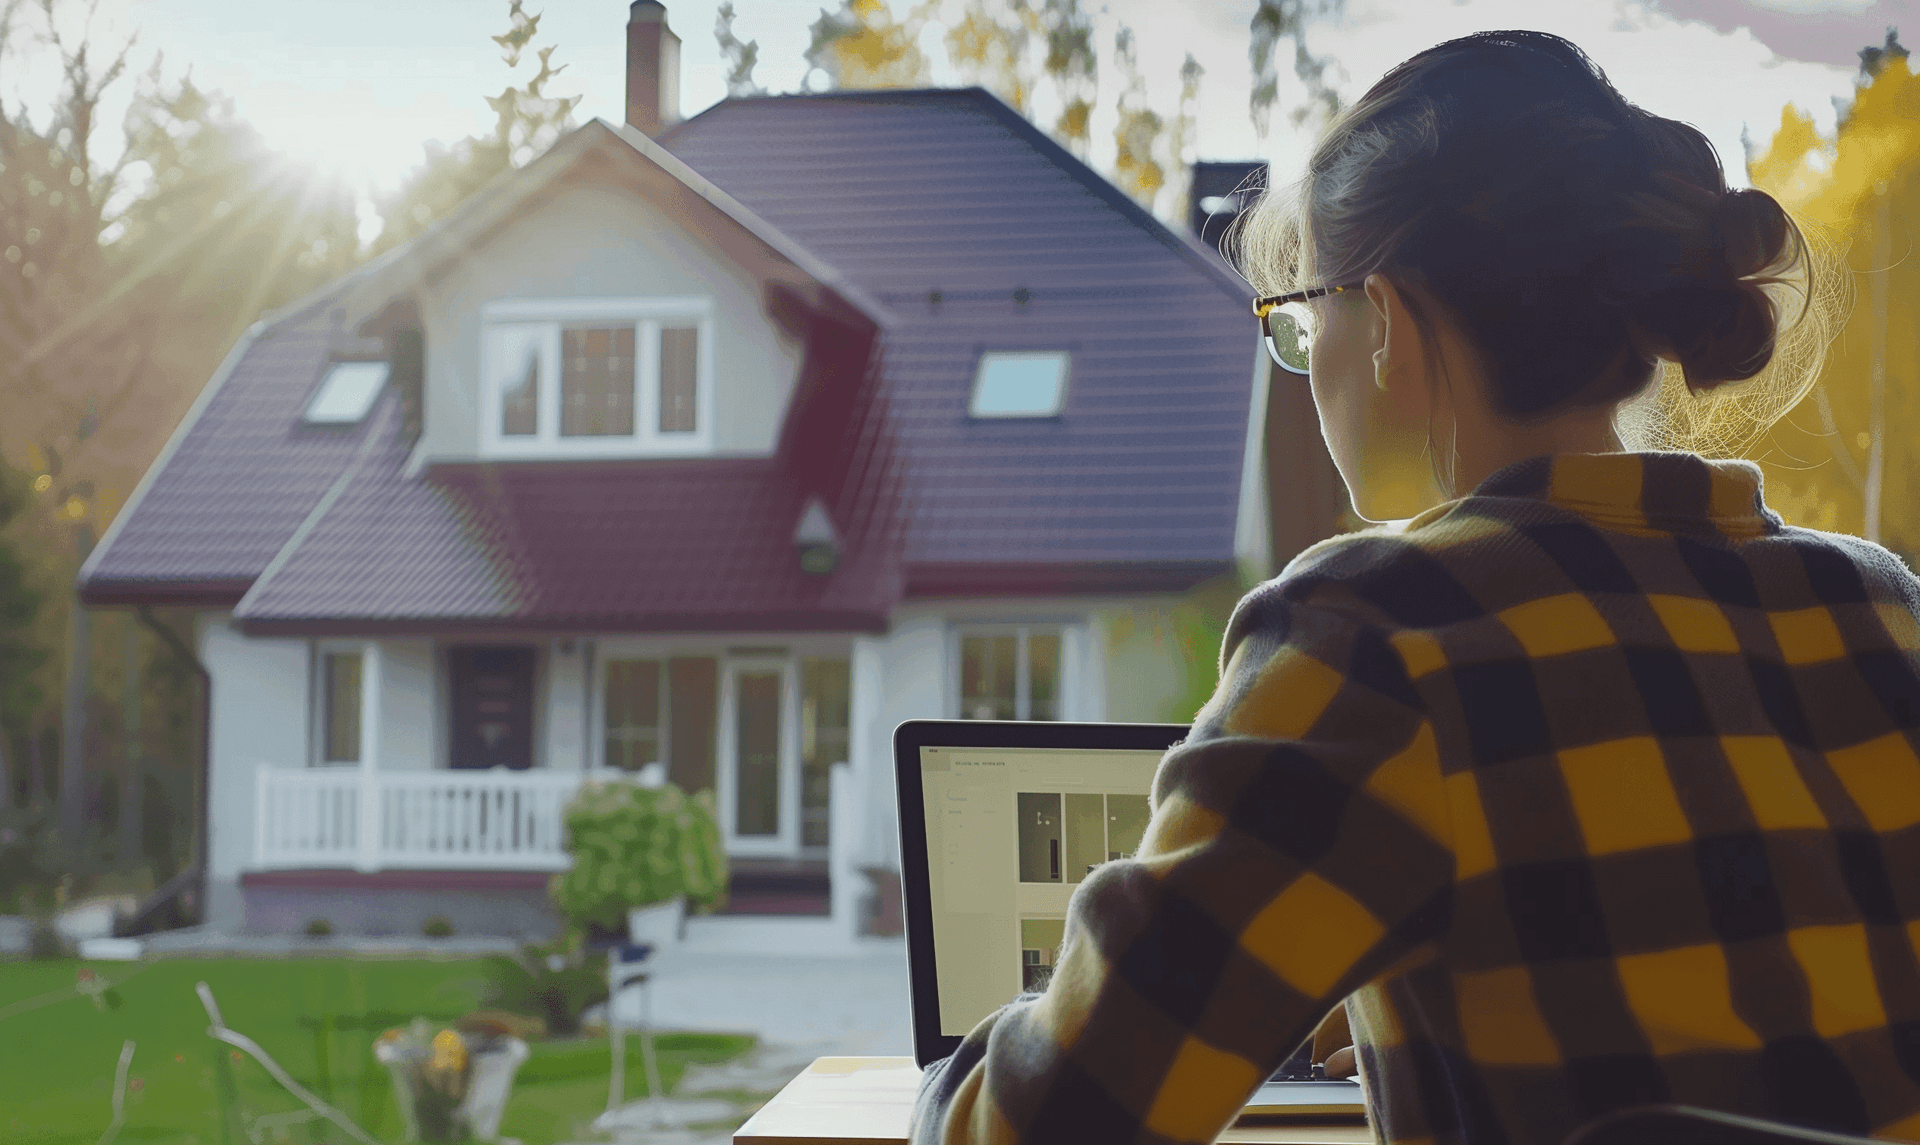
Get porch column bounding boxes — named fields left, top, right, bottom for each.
left=830, top=760, right=861, bottom=942
left=356, top=641, right=384, bottom=873
left=839, top=635, right=888, bottom=938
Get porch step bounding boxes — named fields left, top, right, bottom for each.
left=715, top=858, right=830, bottom=918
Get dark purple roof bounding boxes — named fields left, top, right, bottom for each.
left=79, top=307, right=380, bottom=606
left=661, top=88, right=1258, bottom=593
left=82, top=88, right=1257, bottom=627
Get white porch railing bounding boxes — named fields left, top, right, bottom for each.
left=255, top=768, right=587, bottom=872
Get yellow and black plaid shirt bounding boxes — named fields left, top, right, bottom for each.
left=910, top=451, right=1920, bottom=1145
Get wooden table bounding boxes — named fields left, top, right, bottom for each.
left=733, top=1057, right=1375, bottom=1145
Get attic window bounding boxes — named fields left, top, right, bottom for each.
left=970, top=351, right=1069, bottom=418
left=304, top=361, right=390, bottom=424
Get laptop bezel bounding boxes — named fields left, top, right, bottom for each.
left=893, top=718, right=1189, bottom=1069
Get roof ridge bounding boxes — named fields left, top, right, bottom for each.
left=664, top=86, right=1256, bottom=304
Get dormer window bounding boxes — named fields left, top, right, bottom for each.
left=481, top=297, right=714, bottom=456
left=304, top=361, right=389, bottom=424
left=970, top=351, right=1069, bottom=418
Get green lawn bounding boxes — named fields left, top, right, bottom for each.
left=0, top=956, right=758, bottom=1145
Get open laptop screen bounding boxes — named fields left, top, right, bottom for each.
left=893, top=720, right=1187, bottom=1067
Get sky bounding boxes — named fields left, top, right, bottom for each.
left=0, top=0, right=1904, bottom=244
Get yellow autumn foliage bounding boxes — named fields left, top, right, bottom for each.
left=1745, top=57, right=1918, bottom=552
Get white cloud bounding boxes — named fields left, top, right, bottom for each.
left=1747, top=0, right=1878, bottom=12
left=1236, top=0, right=1854, bottom=189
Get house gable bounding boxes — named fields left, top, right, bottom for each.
left=413, top=171, right=806, bottom=464
left=79, top=117, right=891, bottom=614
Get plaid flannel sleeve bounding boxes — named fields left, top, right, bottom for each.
left=909, top=580, right=1457, bottom=1145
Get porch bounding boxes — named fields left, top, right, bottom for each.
left=248, top=764, right=864, bottom=936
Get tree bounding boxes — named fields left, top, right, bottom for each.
left=1035, top=0, right=1097, bottom=158
left=945, top=0, right=1035, bottom=113
left=804, top=0, right=937, bottom=91
left=1165, top=54, right=1205, bottom=227
left=715, top=3, right=764, bottom=99
left=1249, top=0, right=1345, bottom=137
left=0, top=0, right=368, bottom=868
left=803, top=0, right=1343, bottom=219
left=1746, top=36, right=1917, bottom=558
left=1110, top=25, right=1165, bottom=212
left=371, top=0, right=583, bottom=256
left=939, top=0, right=1100, bottom=156
left=0, top=455, right=45, bottom=811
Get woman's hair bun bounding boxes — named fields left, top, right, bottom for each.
left=1714, top=187, right=1792, bottom=280
left=1627, top=184, right=1794, bottom=393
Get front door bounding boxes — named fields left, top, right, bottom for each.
left=718, top=658, right=798, bottom=855
left=449, top=645, right=536, bottom=770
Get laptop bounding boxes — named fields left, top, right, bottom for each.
left=893, top=719, right=1367, bottom=1120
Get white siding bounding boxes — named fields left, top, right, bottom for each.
left=197, top=612, right=309, bottom=926
left=860, top=612, right=948, bottom=872
left=377, top=638, right=435, bottom=771
left=1098, top=605, right=1191, bottom=723
left=413, top=180, right=806, bottom=465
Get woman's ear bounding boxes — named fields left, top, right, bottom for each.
left=1365, top=273, right=1422, bottom=396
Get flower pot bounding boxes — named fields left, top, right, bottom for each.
left=626, top=896, right=686, bottom=951
left=458, top=1037, right=530, bottom=1142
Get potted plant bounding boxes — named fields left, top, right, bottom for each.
left=548, top=779, right=727, bottom=950
left=374, top=1016, right=530, bottom=1143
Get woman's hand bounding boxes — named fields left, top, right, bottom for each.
left=1323, top=1045, right=1357, bottom=1079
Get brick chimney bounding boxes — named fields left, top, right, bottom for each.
left=626, top=1, right=681, bottom=136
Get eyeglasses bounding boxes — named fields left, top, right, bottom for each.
left=1252, top=282, right=1365, bottom=375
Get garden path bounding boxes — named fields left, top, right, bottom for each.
left=579, top=938, right=914, bottom=1145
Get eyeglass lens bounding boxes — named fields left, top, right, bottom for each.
left=1265, top=305, right=1311, bottom=374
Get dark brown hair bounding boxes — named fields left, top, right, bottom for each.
left=1236, top=30, right=1841, bottom=447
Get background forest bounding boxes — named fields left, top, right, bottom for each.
left=0, top=0, right=1909, bottom=925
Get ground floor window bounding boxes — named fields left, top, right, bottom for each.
left=600, top=656, right=719, bottom=795
left=957, top=627, right=1061, bottom=721
left=598, top=648, right=848, bottom=856
left=318, top=648, right=363, bottom=764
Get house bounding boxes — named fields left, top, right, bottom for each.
left=77, top=1, right=1343, bottom=953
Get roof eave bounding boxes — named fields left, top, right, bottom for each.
left=233, top=608, right=894, bottom=639
left=904, top=559, right=1235, bottom=600
left=78, top=578, right=253, bottom=609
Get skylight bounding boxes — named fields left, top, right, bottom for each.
left=304, top=361, right=390, bottom=424
left=969, top=351, right=1069, bottom=418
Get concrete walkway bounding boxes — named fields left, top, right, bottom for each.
left=572, top=939, right=915, bottom=1144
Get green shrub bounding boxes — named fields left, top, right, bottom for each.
left=478, top=942, right=608, bottom=1037
left=304, top=917, right=333, bottom=937
left=422, top=914, right=454, bottom=938
left=547, top=780, right=727, bottom=936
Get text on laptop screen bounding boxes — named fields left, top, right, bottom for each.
left=919, top=744, right=1164, bottom=1036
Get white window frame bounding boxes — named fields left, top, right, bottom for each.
left=479, top=296, right=715, bottom=458
left=716, top=653, right=802, bottom=858
left=304, top=360, right=390, bottom=424
left=948, top=623, right=1080, bottom=721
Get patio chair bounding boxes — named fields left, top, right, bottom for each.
left=605, top=940, right=667, bottom=1126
